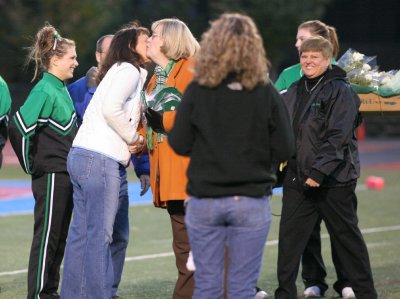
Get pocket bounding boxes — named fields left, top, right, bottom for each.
left=185, top=197, right=212, bottom=226
left=68, top=150, right=94, bottom=180
left=233, top=196, right=269, bottom=227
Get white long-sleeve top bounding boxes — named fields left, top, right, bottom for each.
left=73, top=62, right=147, bottom=165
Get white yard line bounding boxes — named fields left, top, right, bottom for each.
left=1, top=224, right=399, bottom=277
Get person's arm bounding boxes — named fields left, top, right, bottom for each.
left=0, top=78, right=11, bottom=168
left=68, top=76, right=89, bottom=125
left=310, top=84, right=360, bottom=181
left=102, top=64, right=142, bottom=144
left=168, top=83, right=196, bottom=156
left=274, top=64, right=302, bottom=94
left=8, top=91, right=49, bottom=174
left=0, top=76, right=12, bottom=122
left=131, top=151, right=150, bottom=177
left=274, top=71, right=288, bottom=92
left=268, top=84, right=295, bottom=163
left=131, top=152, right=150, bottom=196
left=0, top=121, right=7, bottom=168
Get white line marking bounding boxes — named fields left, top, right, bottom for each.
left=1, top=224, right=399, bottom=277
left=0, top=269, right=28, bottom=276
left=125, top=252, right=175, bottom=262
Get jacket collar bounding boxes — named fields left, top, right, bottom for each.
left=147, top=58, right=189, bottom=92
left=42, top=72, right=66, bottom=88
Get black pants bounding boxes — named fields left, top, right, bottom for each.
left=275, top=170, right=377, bottom=299
left=301, top=217, right=352, bottom=295
left=28, top=172, right=73, bottom=299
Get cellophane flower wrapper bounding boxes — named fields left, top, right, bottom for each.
left=379, top=70, right=400, bottom=97
left=338, top=48, right=400, bottom=97
left=338, top=49, right=376, bottom=92
left=337, top=48, right=377, bottom=74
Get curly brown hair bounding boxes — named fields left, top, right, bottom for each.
left=194, top=13, right=269, bottom=90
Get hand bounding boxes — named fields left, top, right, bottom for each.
left=128, top=135, right=145, bottom=154
left=145, top=107, right=165, bottom=134
left=305, top=178, right=320, bottom=188
left=139, top=174, right=150, bottom=196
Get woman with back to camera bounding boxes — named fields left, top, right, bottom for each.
left=142, top=18, right=199, bottom=299
left=8, top=23, right=78, bottom=299
left=60, top=24, right=148, bottom=299
left=275, top=20, right=355, bottom=299
left=168, top=13, right=294, bottom=299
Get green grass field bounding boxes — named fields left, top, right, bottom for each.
left=0, top=167, right=399, bottom=298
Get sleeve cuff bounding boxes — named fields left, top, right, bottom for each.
left=309, top=169, right=325, bottom=184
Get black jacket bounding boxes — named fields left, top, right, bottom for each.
left=169, top=80, right=295, bottom=198
left=282, top=65, right=361, bottom=186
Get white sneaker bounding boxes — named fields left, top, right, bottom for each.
left=304, top=286, right=321, bottom=298
left=186, top=250, right=196, bottom=271
left=342, top=287, right=355, bottom=299
left=254, top=287, right=268, bottom=299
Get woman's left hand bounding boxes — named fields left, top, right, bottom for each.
left=128, top=135, right=145, bottom=154
left=305, top=178, right=320, bottom=188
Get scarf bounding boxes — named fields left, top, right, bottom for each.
left=142, top=60, right=177, bottom=150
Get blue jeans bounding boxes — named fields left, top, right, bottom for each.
left=61, top=148, right=122, bottom=299
left=185, top=196, right=271, bottom=299
left=111, top=168, right=129, bottom=296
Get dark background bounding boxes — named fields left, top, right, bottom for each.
left=326, top=0, right=400, bottom=136
left=1, top=0, right=399, bottom=136
left=279, top=0, right=400, bottom=75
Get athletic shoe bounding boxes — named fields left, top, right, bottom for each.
left=304, top=286, right=321, bottom=298
left=254, top=287, right=268, bottom=299
left=342, top=287, right=356, bottom=299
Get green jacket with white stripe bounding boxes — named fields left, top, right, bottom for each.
left=9, top=72, right=78, bottom=176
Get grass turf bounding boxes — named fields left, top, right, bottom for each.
left=0, top=168, right=399, bottom=298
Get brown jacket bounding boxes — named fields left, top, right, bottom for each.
left=145, top=58, right=195, bottom=208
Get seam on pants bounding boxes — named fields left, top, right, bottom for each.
left=35, top=173, right=55, bottom=299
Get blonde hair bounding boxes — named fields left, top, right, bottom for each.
left=194, top=13, right=269, bottom=90
left=26, top=23, right=75, bottom=82
left=151, top=18, right=199, bottom=60
left=298, top=20, right=339, bottom=59
left=300, top=36, right=333, bottom=59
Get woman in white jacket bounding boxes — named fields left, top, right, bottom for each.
left=61, top=24, right=148, bottom=299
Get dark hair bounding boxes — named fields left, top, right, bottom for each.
left=96, top=24, right=149, bottom=84
left=298, top=20, right=339, bottom=59
left=26, top=22, right=75, bottom=81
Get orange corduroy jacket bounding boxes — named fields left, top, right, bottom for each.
left=144, top=58, right=195, bottom=208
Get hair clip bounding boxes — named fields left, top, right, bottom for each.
left=53, top=33, right=61, bottom=50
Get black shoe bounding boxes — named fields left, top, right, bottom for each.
left=40, top=293, right=60, bottom=299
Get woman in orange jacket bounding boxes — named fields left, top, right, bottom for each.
left=142, top=18, right=199, bottom=299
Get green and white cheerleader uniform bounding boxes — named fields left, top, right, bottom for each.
left=9, top=72, right=77, bottom=299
